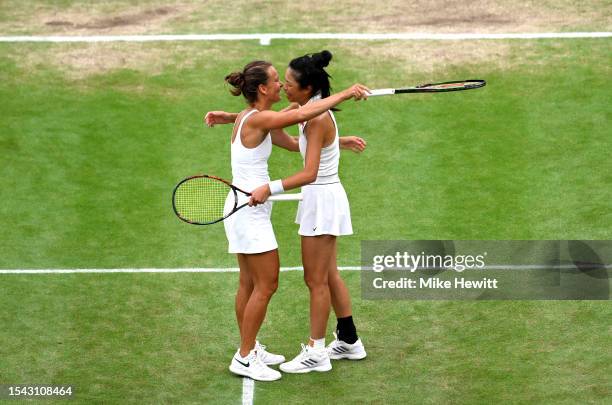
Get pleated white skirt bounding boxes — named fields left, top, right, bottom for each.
left=295, top=182, right=353, bottom=237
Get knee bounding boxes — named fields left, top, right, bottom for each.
left=328, top=271, right=343, bottom=285
left=268, top=277, right=279, bottom=295
left=256, top=277, right=278, bottom=299
left=238, top=278, right=254, bottom=292
left=304, top=272, right=328, bottom=291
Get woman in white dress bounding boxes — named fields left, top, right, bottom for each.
left=249, top=51, right=368, bottom=374
left=219, top=59, right=368, bottom=381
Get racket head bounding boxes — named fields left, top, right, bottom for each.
left=396, top=79, right=486, bottom=93
left=172, top=175, right=238, bottom=225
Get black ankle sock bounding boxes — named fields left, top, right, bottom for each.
left=336, top=315, right=358, bottom=344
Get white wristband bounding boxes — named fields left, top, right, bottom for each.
left=268, top=179, right=284, bottom=195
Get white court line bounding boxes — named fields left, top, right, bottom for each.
left=1, top=265, right=610, bottom=274
left=242, top=378, right=254, bottom=405
left=0, top=32, right=610, bottom=45
left=0, top=267, right=359, bottom=274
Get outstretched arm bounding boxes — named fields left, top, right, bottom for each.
left=204, top=102, right=366, bottom=153
left=204, top=102, right=299, bottom=128
left=204, top=103, right=301, bottom=150
left=248, top=84, right=369, bottom=131
left=204, top=111, right=238, bottom=127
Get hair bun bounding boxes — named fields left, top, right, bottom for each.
left=235, top=71, right=246, bottom=85
left=312, top=50, right=332, bottom=68
left=224, top=71, right=246, bottom=96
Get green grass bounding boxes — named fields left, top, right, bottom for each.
left=0, top=33, right=611, bottom=404
left=1, top=273, right=610, bottom=404
left=1, top=39, right=610, bottom=268
left=1, top=0, right=611, bottom=35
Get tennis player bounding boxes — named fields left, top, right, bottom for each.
left=220, top=60, right=368, bottom=381
left=208, top=51, right=367, bottom=375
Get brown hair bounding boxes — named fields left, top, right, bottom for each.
left=225, top=60, right=273, bottom=104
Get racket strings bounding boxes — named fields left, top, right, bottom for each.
left=174, top=177, right=233, bottom=224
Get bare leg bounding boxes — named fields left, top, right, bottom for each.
left=328, top=268, right=353, bottom=318
left=325, top=239, right=353, bottom=318
left=302, top=235, right=336, bottom=344
left=238, top=250, right=279, bottom=357
left=235, top=254, right=254, bottom=335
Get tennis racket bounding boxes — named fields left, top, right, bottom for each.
left=367, top=79, right=486, bottom=96
left=172, top=175, right=302, bottom=225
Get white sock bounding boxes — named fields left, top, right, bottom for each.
left=311, top=337, right=326, bottom=350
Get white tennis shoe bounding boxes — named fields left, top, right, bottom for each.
left=279, top=343, right=332, bottom=374
left=326, top=332, right=367, bottom=360
left=229, top=349, right=282, bottom=381
left=255, top=341, right=285, bottom=365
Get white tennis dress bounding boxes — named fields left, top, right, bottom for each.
left=295, top=101, right=353, bottom=237
left=223, top=109, right=278, bottom=254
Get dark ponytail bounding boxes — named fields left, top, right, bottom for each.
left=289, top=50, right=333, bottom=99
left=225, top=60, right=272, bottom=104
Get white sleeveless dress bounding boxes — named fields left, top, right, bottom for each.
left=295, top=106, right=353, bottom=237
left=223, top=109, right=278, bottom=253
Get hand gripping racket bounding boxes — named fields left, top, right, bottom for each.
left=367, top=79, right=486, bottom=96
left=172, top=175, right=302, bottom=225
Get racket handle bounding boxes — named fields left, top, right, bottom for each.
left=269, top=193, right=303, bottom=201
left=367, top=88, right=395, bottom=97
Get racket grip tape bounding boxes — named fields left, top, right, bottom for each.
left=367, top=88, right=395, bottom=97
left=269, top=193, right=303, bottom=201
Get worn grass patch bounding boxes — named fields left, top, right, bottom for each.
left=1, top=0, right=611, bottom=35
